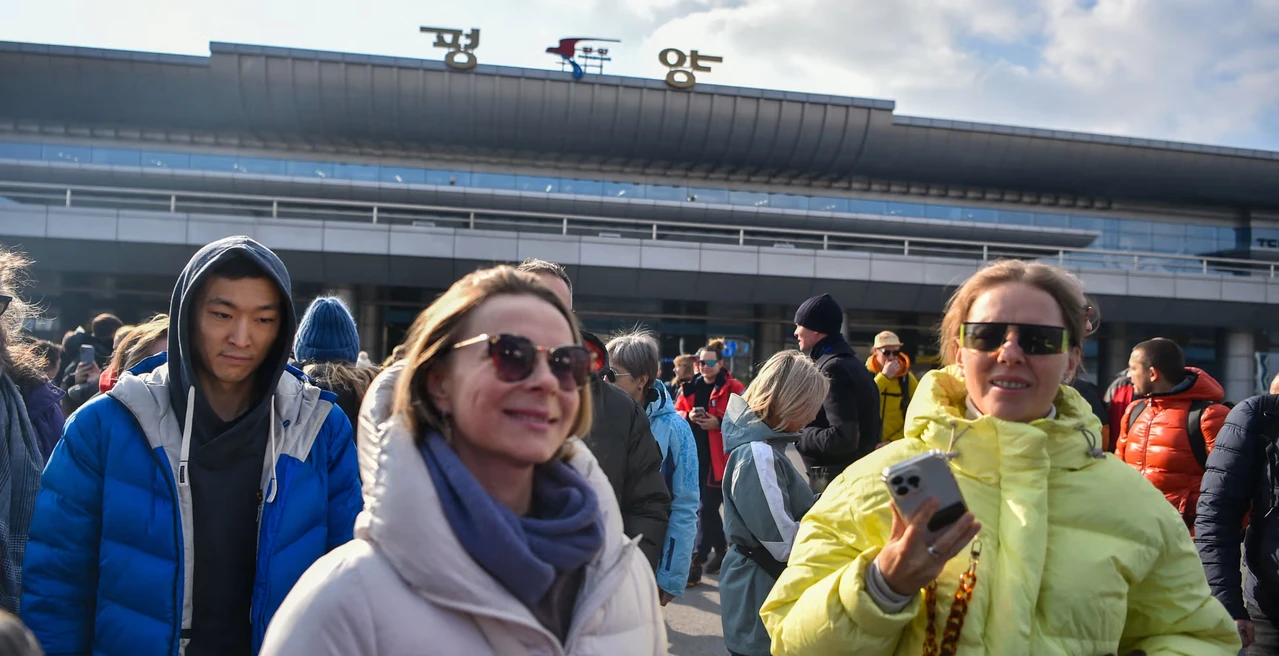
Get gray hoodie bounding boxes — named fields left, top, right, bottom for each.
left=719, top=394, right=815, bottom=656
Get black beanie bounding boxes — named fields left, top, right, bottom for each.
left=794, top=293, right=843, bottom=336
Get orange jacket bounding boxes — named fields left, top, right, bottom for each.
left=1115, top=367, right=1230, bottom=531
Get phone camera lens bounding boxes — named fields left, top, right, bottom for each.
left=907, top=475, right=920, bottom=487
left=890, top=476, right=903, bottom=486
left=895, top=486, right=909, bottom=497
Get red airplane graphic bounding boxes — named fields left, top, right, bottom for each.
left=545, top=37, right=618, bottom=59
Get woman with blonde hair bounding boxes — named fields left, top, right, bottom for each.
left=99, top=314, right=168, bottom=393
left=761, top=260, right=1240, bottom=655
left=260, top=265, right=665, bottom=655
left=719, top=350, right=828, bottom=656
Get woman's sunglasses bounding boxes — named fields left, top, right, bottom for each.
left=698, top=359, right=719, bottom=368
left=960, top=322, right=1069, bottom=356
left=453, top=333, right=593, bottom=391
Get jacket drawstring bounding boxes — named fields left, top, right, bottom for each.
left=1077, top=424, right=1106, bottom=459
left=177, top=386, right=195, bottom=487
left=265, top=398, right=279, bottom=502
left=944, top=422, right=972, bottom=461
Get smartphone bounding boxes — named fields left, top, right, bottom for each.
left=691, top=406, right=706, bottom=417
left=882, top=450, right=968, bottom=538
left=79, top=344, right=95, bottom=366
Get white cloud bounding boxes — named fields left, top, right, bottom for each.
left=1, top=0, right=1275, bottom=149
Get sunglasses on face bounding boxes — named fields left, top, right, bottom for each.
left=699, top=359, right=719, bottom=367
left=960, top=322, right=1069, bottom=356
left=879, top=349, right=900, bottom=358
left=453, top=333, right=593, bottom=392
left=0, top=294, right=10, bottom=317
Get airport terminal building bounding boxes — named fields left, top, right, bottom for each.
left=1, top=40, right=1277, bottom=398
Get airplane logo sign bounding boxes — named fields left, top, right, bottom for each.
left=546, top=37, right=620, bottom=79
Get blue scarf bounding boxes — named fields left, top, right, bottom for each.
left=418, top=433, right=605, bottom=607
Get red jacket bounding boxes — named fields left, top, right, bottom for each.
left=675, top=370, right=745, bottom=488
left=1115, top=367, right=1230, bottom=531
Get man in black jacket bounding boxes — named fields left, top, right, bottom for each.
left=519, top=259, right=671, bottom=570
left=1195, top=393, right=1279, bottom=653
left=792, top=294, right=881, bottom=493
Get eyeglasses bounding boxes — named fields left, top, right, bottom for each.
left=879, top=349, right=900, bottom=358
left=959, top=322, right=1069, bottom=356
left=698, top=359, right=719, bottom=367
left=0, top=294, right=10, bottom=317
left=453, top=333, right=593, bottom=391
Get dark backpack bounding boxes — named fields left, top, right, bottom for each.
left=1126, top=398, right=1235, bottom=469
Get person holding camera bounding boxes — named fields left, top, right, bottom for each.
left=761, top=260, right=1239, bottom=655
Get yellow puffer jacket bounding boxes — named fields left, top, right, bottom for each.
left=760, top=367, right=1240, bottom=656
left=865, top=354, right=920, bottom=442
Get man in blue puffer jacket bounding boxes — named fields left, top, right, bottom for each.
left=21, top=236, right=362, bottom=656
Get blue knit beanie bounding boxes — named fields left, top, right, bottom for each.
left=295, top=297, right=360, bottom=364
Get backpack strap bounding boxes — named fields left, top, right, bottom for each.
left=898, top=376, right=911, bottom=416
left=1126, top=399, right=1149, bottom=437
left=1186, top=400, right=1211, bottom=470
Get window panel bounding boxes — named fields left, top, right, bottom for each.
left=91, top=147, right=141, bottom=166
left=1119, top=219, right=1153, bottom=236
left=43, top=144, right=92, bottom=163
left=1033, top=213, right=1070, bottom=228
left=472, top=173, right=516, bottom=190
left=1067, top=215, right=1107, bottom=232
left=925, top=204, right=963, bottom=220
left=886, top=202, right=924, bottom=217
left=188, top=154, right=239, bottom=172
left=960, top=207, right=996, bottom=223
left=0, top=142, right=42, bottom=160
left=605, top=181, right=643, bottom=198
left=332, top=163, right=380, bottom=181
left=426, top=169, right=468, bottom=186
left=689, top=187, right=729, bottom=204
left=997, top=211, right=1034, bottom=225
left=810, top=196, right=847, bottom=212
left=287, top=160, right=331, bottom=178
left=562, top=179, right=604, bottom=196
left=646, top=184, right=686, bottom=202
left=516, top=176, right=560, bottom=193
left=849, top=199, right=887, bottom=215
left=769, top=193, right=806, bottom=210
left=142, top=151, right=189, bottom=169
left=237, top=158, right=287, bottom=176
left=729, top=190, right=768, bottom=207
left=381, top=167, right=426, bottom=184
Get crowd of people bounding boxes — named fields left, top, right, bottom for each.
left=0, top=234, right=1276, bottom=655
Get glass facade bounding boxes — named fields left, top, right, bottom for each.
left=0, top=139, right=1240, bottom=256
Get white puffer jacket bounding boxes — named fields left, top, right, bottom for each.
left=260, top=364, right=667, bottom=656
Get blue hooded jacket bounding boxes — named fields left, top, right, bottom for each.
left=21, top=236, right=362, bottom=656
left=645, top=382, right=700, bottom=597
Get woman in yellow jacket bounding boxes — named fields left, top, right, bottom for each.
left=761, top=260, right=1240, bottom=656
left=866, top=331, right=919, bottom=443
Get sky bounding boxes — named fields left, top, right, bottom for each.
left=2, top=0, right=1278, bottom=151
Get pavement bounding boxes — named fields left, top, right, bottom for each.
left=665, top=569, right=727, bottom=656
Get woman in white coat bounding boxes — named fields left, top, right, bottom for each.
left=260, top=265, right=666, bottom=656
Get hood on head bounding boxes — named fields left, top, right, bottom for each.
left=646, top=378, right=676, bottom=418
left=166, top=236, right=296, bottom=423
left=720, top=394, right=798, bottom=452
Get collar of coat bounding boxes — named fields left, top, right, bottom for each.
left=905, top=366, right=1106, bottom=484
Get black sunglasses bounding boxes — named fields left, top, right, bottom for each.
left=0, top=294, right=10, bottom=317
left=453, top=333, right=593, bottom=391
left=879, top=349, right=900, bottom=358
left=960, top=322, right=1069, bottom=356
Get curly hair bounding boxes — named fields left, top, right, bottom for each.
left=0, top=246, right=46, bottom=390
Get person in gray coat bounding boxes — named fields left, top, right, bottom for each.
left=720, top=350, right=830, bottom=656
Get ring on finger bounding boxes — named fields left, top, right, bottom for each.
left=926, top=545, right=942, bottom=559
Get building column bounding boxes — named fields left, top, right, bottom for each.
left=358, top=295, right=383, bottom=359
left=1225, top=330, right=1257, bottom=401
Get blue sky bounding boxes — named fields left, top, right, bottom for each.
left=2, top=0, right=1277, bottom=150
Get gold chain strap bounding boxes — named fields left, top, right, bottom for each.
left=923, top=541, right=981, bottom=656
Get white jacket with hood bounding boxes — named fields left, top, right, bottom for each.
left=259, top=363, right=667, bottom=656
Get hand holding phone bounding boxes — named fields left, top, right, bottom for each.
left=80, top=344, right=96, bottom=366
left=875, top=451, right=981, bottom=594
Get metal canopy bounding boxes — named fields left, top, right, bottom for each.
left=1, top=40, right=1277, bottom=209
